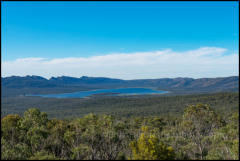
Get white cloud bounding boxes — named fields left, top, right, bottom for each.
left=1, top=47, right=238, bottom=79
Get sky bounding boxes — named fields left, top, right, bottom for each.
left=1, top=1, right=239, bottom=79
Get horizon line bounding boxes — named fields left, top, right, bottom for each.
left=1, top=75, right=239, bottom=81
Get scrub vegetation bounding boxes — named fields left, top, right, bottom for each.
left=1, top=104, right=238, bottom=160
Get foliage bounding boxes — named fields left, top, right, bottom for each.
left=206, top=112, right=239, bottom=160
left=1, top=103, right=239, bottom=160
left=180, top=104, right=225, bottom=159
left=129, top=126, right=175, bottom=160
left=2, top=92, right=239, bottom=118
left=29, top=150, right=58, bottom=160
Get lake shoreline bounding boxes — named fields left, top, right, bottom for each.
left=26, top=87, right=168, bottom=98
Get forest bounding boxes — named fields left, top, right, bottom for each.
left=2, top=92, right=239, bottom=118
left=1, top=103, right=239, bottom=160
left=1, top=90, right=239, bottom=160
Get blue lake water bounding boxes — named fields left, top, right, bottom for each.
left=28, top=88, right=168, bottom=98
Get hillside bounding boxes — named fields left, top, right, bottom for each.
left=1, top=75, right=239, bottom=96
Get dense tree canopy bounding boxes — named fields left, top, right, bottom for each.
left=1, top=104, right=239, bottom=160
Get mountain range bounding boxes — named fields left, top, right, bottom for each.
left=2, top=75, right=239, bottom=95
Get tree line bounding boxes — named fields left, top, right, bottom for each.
left=1, top=104, right=239, bottom=160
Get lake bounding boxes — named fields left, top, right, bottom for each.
left=28, top=88, right=168, bottom=98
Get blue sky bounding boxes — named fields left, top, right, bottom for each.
left=1, top=1, right=239, bottom=79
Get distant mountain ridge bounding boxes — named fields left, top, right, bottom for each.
left=2, top=75, right=239, bottom=93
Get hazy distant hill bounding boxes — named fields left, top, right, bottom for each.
left=1, top=75, right=239, bottom=96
